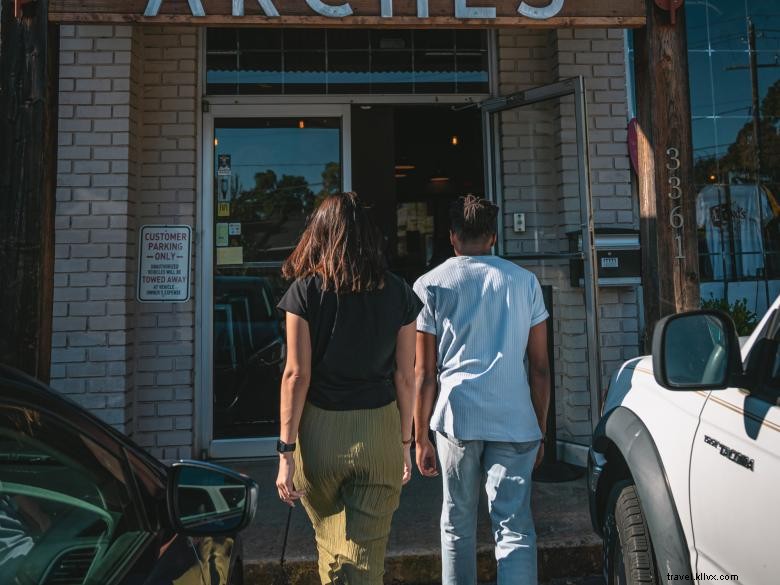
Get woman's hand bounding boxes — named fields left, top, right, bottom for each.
left=276, top=453, right=305, bottom=506
left=402, top=445, right=413, bottom=485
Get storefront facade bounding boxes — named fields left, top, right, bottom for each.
left=49, top=2, right=646, bottom=464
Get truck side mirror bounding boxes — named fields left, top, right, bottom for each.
left=167, top=461, right=258, bottom=536
left=652, top=310, right=742, bottom=391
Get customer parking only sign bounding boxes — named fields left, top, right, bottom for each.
left=137, top=225, right=192, bottom=302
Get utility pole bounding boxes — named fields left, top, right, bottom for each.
left=0, top=0, right=58, bottom=380
left=634, top=0, right=701, bottom=350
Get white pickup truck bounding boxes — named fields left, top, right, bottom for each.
left=588, top=296, right=780, bottom=585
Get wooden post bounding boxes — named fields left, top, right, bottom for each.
left=0, top=0, right=59, bottom=380
left=634, top=0, right=700, bottom=350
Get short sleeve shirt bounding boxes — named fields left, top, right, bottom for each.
left=413, top=256, right=549, bottom=442
left=278, top=271, right=423, bottom=411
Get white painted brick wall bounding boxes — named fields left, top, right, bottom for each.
left=54, top=25, right=198, bottom=457
left=498, top=29, right=640, bottom=445
left=53, top=24, right=136, bottom=433
left=132, top=26, right=198, bottom=460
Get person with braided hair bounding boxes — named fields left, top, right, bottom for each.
left=413, top=195, right=551, bottom=585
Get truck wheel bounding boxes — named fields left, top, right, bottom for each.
left=603, top=480, right=658, bottom=585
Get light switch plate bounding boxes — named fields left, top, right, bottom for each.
left=513, top=213, right=526, bottom=233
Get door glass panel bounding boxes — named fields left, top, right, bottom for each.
left=212, top=117, right=342, bottom=439
left=491, top=91, right=600, bottom=447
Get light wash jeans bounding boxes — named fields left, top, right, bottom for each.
left=436, top=432, right=540, bottom=585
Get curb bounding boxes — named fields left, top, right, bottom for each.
left=245, top=542, right=601, bottom=584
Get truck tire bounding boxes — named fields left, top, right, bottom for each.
left=603, top=480, right=658, bottom=585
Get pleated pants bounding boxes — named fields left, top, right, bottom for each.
left=294, top=401, right=403, bottom=585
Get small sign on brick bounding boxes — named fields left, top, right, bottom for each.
left=137, top=225, right=192, bottom=303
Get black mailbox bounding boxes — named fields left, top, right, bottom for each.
left=568, top=228, right=641, bottom=287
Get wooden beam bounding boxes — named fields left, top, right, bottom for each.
left=634, top=0, right=699, bottom=349
left=0, top=0, right=59, bottom=381
left=47, top=13, right=646, bottom=27
left=49, top=0, right=646, bottom=26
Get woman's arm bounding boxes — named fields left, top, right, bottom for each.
left=276, top=312, right=312, bottom=505
left=279, top=312, right=312, bottom=443
left=395, top=322, right=417, bottom=485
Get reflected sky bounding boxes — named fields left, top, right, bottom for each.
left=215, top=123, right=340, bottom=191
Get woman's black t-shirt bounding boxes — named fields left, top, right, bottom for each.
left=277, top=271, right=423, bottom=411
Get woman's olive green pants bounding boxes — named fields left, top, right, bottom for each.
left=293, top=401, right=403, bottom=585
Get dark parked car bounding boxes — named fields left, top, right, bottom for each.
left=0, top=365, right=258, bottom=585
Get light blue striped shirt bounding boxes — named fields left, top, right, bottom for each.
left=414, top=256, right=549, bottom=443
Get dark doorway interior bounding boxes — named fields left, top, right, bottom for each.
left=352, top=104, right=485, bottom=283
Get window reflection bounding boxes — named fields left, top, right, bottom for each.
left=684, top=1, right=780, bottom=282
left=212, top=117, right=341, bottom=439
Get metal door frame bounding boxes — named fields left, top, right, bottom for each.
left=197, top=104, right=352, bottom=459
left=480, top=76, right=603, bottom=437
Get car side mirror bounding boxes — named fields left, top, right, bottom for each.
left=652, top=310, right=743, bottom=391
left=167, top=461, right=258, bottom=536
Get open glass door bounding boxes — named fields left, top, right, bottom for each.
left=481, top=78, right=602, bottom=461
left=201, top=105, right=351, bottom=459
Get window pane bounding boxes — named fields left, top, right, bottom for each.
left=711, top=52, right=752, bottom=117
left=456, top=29, right=487, bottom=51
left=371, top=29, right=412, bottom=51
left=238, top=52, right=282, bottom=94
left=688, top=51, right=714, bottom=118
left=207, top=53, right=239, bottom=95
left=208, top=28, right=237, bottom=52
left=685, top=1, right=709, bottom=51
left=285, top=51, right=326, bottom=94
left=706, top=0, right=748, bottom=52
left=327, top=29, right=369, bottom=51
left=284, top=28, right=326, bottom=51
left=328, top=51, right=371, bottom=94
left=415, top=50, right=456, bottom=93
left=414, top=29, right=455, bottom=50
left=456, top=52, right=489, bottom=93
left=371, top=51, right=413, bottom=94
left=239, top=28, right=281, bottom=51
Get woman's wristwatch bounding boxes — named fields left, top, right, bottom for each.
left=277, top=439, right=296, bottom=453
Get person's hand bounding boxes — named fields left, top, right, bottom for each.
left=415, top=436, right=439, bottom=477
left=276, top=453, right=305, bottom=507
left=402, top=445, right=413, bottom=485
left=534, top=440, right=545, bottom=470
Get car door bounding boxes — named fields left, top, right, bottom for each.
left=0, top=391, right=160, bottom=585
left=688, top=318, right=780, bottom=584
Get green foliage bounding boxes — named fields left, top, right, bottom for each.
left=700, top=295, right=759, bottom=336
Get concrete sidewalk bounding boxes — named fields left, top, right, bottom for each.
left=228, top=458, right=601, bottom=584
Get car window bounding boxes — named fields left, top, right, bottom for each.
left=743, top=310, right=780, bottom=393
left=0, top=404, right=152, bottom=585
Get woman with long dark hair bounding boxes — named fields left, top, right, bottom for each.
left=275, top=192, right=422, bottom=585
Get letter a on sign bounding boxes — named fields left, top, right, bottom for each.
left=145, top=0, right=205, bottom=16
left=232, top=0, right=280, bottom=17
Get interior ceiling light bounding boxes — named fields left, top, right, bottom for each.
left=298, top=120, right=305, bottom=129
left=430, top=175, right=450, bottom=183
left=451, top=135, right=459, bottom=146
left=395, top=173, right=408, bottom=179
left=395, top=163, right=416, bottom=171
